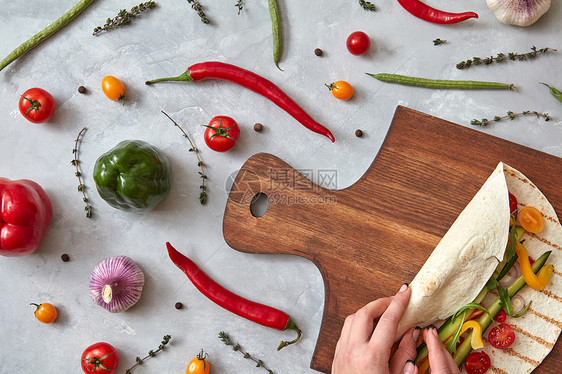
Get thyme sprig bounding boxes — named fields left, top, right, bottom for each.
left=471, top=111, right=552, bottom=127
left=93, top=1, right=157, bottom=35
left=71, top=127, right=92, bottom=219
left=359, top=0, right=376, bottom=11
left=235, top=0, right=244, bottom=14
left=457, top=46, right=557, bottom=69
left=187, top=0, right=210, bottom=24
left=161, top=111, right=208, bottom=204
left=219, top=332, right=274, bottom=373
left=125, top=335, right=171, bottom=374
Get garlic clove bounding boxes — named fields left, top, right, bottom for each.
left=89, top=256, right=145, bottom=313
left=486, top=0, right=551, bottom=27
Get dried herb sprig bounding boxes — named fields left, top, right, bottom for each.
left=71, top=127, right=92, bottom=219
left=471, top=111, right=552, bottom=127
left=187, top=0, right=210, bottom=24
left=219, top=332, right=274, bottom=373
left=93, top=1, right=157, bottom=35
left=125, top=335, right=171, bottom=374
left=457, top=46, right=557, bottom=69
left=433, top=38, right=446, bottom=46
left=161, top=111, right=208, bottom=204
left=235, top=0, right=244, bottom=14
left=359, top=0, right=376, bottom=11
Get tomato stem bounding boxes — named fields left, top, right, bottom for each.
left=21, top=96, right=41, bottom=118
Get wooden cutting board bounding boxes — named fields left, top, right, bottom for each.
left=222, top=106, right=562, bottom=373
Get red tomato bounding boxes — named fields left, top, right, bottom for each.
left=465, top=351, right=491, bottom=374
left=203, top=116, right=240, bottom=152
left=18, top=88, right=56, bottom=123
left=508, top=192, right=518, bottom=213
left=81, top=342, right=119, bottom=374
left=488, top=323, right=515, bottom=349
left=346, top=31, right=370, bottom=55
left=495, top=309, right=507, bottom=323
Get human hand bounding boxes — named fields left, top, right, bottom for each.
left=332, top=283, right=461, bottom=374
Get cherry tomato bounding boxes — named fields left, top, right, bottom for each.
left=18, top=88, right=56, bottom=124
left=495, top=309, right=507, bottom=323
left=488, top=323, right=515, bottom=349
left=508, top=192, right=518, bottom=213
left=346, top=31, right=370, bottom=56
left=518, top=206, right=545, bottom=233
left=81, top=342, right=119, bottom=374
left=186, top=350, right=210, bottom=374
left=30, top=302, right=57, bottom=324
left=327, top=81, right=353, bottom=100
left=465, top=351, right=491, bottom=374
left=102, top=76, right=126, bottom=104
left=203, top=116, right=240, bottom=152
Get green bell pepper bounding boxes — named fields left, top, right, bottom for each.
left=93, top=140, right=171, bottom=213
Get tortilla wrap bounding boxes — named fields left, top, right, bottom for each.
left=396, top=162, right=561, bottom=373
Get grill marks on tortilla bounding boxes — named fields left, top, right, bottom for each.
left=528, top=307, right=562, bottom=329
left=510, top=324, right=555, bottom=349
left=490, top=366, right=509, bottom=374
left=525, top=232, right=562, bottom=251
left=538, top=289, right=562, bottom=303
left=502, top=347, right=541, bottom=367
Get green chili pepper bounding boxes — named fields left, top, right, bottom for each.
left=269, top=0, right=283, bottom=71
left=0, top=0, right=95, bottom=73
left=366, top=73, right=516, bottom=91
left=540, top=82, right=562, bottom=102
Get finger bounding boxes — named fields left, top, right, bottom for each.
left=335, top=313, right=356, bottom=353
left=348, top=297, right=392, bottom=345
left=424, top=326, right=459, bottom=373
left=370, top=283, right=411, bottom=350
left=390, top=327, right=421, bottom=374
left=402, top=360, right=418, bottom=374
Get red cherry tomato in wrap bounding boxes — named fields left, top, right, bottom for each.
left=488, top=323, right=515, bottom=349
left=465, top=351, right=491, bottom=374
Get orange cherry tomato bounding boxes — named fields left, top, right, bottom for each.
left=186, top=350, right=210, bottom=374
left=31, top=302, right=57, bottom=324
left=327, top=81, right=353, bottom=100
left=518, top=206, right=544, bottom=233
left=102, top=76, right=126, bottom=104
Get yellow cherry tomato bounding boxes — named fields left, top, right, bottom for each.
left=31, top=302, right=57, bottom=324
left=186, top=350, right=210, bottom=374
left=518, top=206, right=545, bottom=234
left=327, top=81, right=353, bottom=100
left=102, top=75, right=126, bottom=104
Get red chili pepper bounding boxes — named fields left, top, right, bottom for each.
left=146, top=61, right=334, bottom=142
left=396, top=0, right=478, bottom=24
left=166, top=242, right=302, bottom=350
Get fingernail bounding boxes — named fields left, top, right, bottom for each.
left=412, top=326, right=421, bottom=341
left=403, top=360, right=415, bottom=374
left=432, top=326, right=439, bottom=337
left=399, top=283, right=409, bottom=293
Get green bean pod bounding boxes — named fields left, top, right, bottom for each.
left=268, top=0, right=283, bottom=71
left=367, top=73, right=516, bottom=90
left=0, top=0, right=95, bottom=73
left=540, top=82, right=562, bottom=102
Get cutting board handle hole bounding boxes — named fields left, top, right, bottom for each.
left=250, top=192, right=269, bottom=217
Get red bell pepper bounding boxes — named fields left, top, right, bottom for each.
left=0, top=178, right=53, bottom=257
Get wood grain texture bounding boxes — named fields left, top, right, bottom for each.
left=222, top=106, right=562, bottom=373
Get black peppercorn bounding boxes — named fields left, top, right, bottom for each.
left=61, top=254, right=70, bottom=262
left=78, top=86, right=87, bottom=94
left=253, top=123, right=263, bottom=132
left=314, top=48, right=323, bottom=56
left=175, top=302, right=183, bottom=310
left=355, top=129, right=363, bottom=137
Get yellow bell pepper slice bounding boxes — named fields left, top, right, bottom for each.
left=516, top=243, right=553, bottom=290
left=460, top=320, right=484, bottom=349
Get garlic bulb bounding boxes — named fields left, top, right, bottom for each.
left=487, top=0, right=551, bottom=26
left=90, top=256, right=145, bottom=313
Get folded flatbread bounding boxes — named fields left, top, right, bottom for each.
left=396, top=162, right=561, bottom=373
